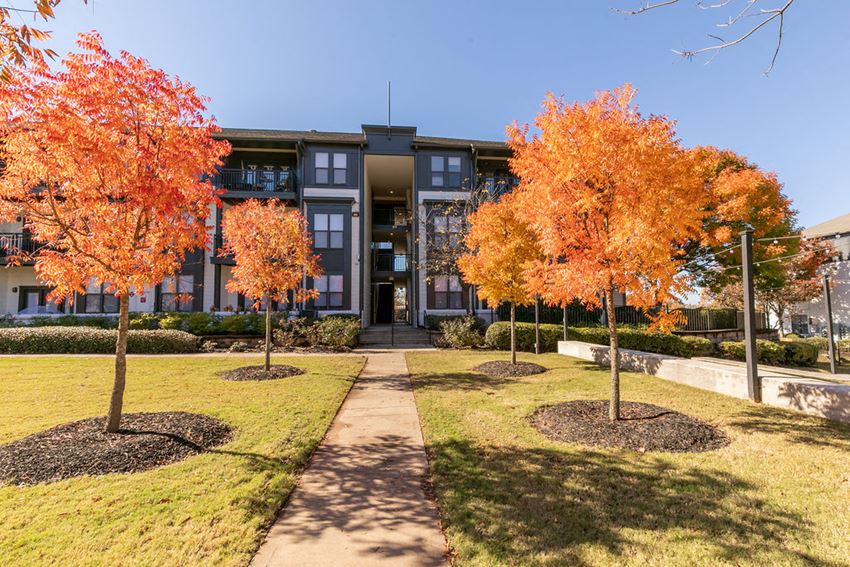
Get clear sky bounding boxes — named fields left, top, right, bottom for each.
left=37, top=0, right=850, bottom=228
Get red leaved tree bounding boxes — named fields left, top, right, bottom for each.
left=458, top=194, right=543, bottom=364
left=0, top=32, right=230, bottom=432
left=220, top=200, right=321, bottom=371
left=510, top=85, right=705, bottom=421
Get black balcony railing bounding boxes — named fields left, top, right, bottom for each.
left=211, top=168, right=296, bottom=193
left=373, top=207, right=410, bottom=228
left=476, top=175, right=519, bottom=197
left=0, top=232, right=40, bottom=257
left=372, top=253, right=410, bottom=272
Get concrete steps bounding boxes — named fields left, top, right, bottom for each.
left=359, top=325, right=432, bottom=347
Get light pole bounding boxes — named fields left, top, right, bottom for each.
left=823, top=274, right=837, bottom=375
left=741, top=230, right=761, bottom=402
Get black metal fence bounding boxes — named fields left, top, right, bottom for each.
left=496, top=303, right=770, bottom=332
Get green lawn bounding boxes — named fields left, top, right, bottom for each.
left=407, top=350, right=850, bottom=567
left=0, top=354, right=364, bottom=566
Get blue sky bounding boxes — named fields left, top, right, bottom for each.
left=39, top=0, right=849, bottom=227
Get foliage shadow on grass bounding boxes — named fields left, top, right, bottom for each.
left=428, top=438, right=832, bottom=567
left=728, top=404, right=850, bottom=450
left=412, top=371, right=514, bottom=392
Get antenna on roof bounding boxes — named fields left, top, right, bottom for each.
left=387, top=81, right=391, bottom=140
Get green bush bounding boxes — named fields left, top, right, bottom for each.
left=804, top=336, right=830, bottom=351
left=838, top=338, right=850, bottom=351
left=218, top=314, right=248, bottom=335
left=680, top=335, right=714, bottom=357
left=782, top=341, right=819, bottom=366
left=438, top=316, right=484, bottom=349
left=719, top=339, right=794, bottom=366
left=185, top=312, right=217, bottom=335
left=128, top=312, right=162, bottom=330
left=0, top=327, right=198, bottom=354
left=306, top=316, right=360, bottom=348
left=784, top=332, right=801, bottom=339
left=26, top=314, right=117, bottom=328
left=425, top=314, right=486, bottom=331
left=484, top=322, right=562, bottom=352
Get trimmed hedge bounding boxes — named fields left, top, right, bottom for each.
left=0, top=327, right=199, bottom=354
left=438, top=316, right=485, bottom=349
left=680, top=335, right=714, bottom=357
left=719, top=339, right=817, bottom=367
left=425, top=314, right=486, bottom=331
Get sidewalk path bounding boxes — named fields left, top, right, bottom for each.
left=251, top=351, right=448, bottom=567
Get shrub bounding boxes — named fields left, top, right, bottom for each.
left=719, top=339, right=792, bottom=366
left=218, top=314, right=249, bottom=335
left=26, top=314, right=117, bottom=328
left=439, top=315, right=484, bottom=349
left=680, top=335, right=714, bottom=357
left=804, top=336, right=829, bottom=352
left=0, top=327, right=198, bottom=354
left=838, top=338, right=850, bottom=351
left=273, top=317, right=311, bottom=349
left=128, top=312, right=162, bottom=330
left=306, top=316, right=360, bottom=348
left=484, top=322, right=562, bottom=352
left=425, top=314, right=486, bottom=331
left=158, top=313, right=186, bottom=331
left=228, top=341, right=249, bottom=353
left=784, top=332, right=801, bottom=339
left=185, top=312, right=217, bottom=335
left=782, top=341, right=819, bottom=366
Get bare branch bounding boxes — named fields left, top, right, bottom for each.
left=614, top=0, right=679, bottom=16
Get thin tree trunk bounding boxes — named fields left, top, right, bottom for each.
left=605, top=286, right=620, bottom=422
left=265, top=294, right=272, bottom=372
left=776, top=306, right=786, bottom=338
left=510, top=302, right=516, bottom=365
left=106, top=294, right=129, bottom=433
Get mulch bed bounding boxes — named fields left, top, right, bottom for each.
left=219, top=364, right=305, bottom=381
left=473, top=360, right=548, bottom=378
left=0, top=412, right=233, bottom=486
left=529, top=400, right=729, bottom=453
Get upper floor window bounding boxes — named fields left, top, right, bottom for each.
left=161, top=275, right=194, bottom=312
left=314, top=213, right=344, bottom=249
left=315, top=274, right=344, bottom=309
left=431, top=156, right=462, bottom=187
left=84, top=279, right=119, bottom=313
left=333, top=153, right=347, bottom=184
left=433, top=214, right=463, bottom=248
left=315, top=152, right=329, bottom=184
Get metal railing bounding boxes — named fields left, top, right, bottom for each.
left=372, top=253, right=410, bottom=272
left=475, top=175, right=520, bottom=196
left=0, top=232, right=40, bottom=256
left=211, top=168, right=296, bottom=193
left=372, top=207, right=410, bottom=227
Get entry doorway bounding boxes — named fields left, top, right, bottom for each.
left=372, top=283, right=394, bottom=324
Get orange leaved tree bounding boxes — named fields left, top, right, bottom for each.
left=0, top=32, right=230, bottom=432
left=220, top=200, right=321, bottom=372
left=458, top=194, right=543, bottom=365
left=509, top=85, right=705, bottom=421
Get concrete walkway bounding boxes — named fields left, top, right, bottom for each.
left=251, top=351, right=448, bottom=567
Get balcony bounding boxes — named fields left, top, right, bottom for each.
left=210, top=234, right=234, bottom=264
left=211, top=168, right=297, bottom=199
left=372, top=253, right=411, bottom=274
left=0, top=232, right=40, bottom=262
left=476, top=175, right=519, bottom=197
left=372, top=207, right=410, bottom=230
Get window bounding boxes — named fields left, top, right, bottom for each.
left=315, top=274, right=344, bottom=309
left=333, top=153, right=347, bottom=184
left=433, top=275, right=462, bottom=309
left=161, top=275, right=194, bottom=312
left=315, top=152, right=329, bottom=184
left=433, top=214, right=463, bottom=248
left=448, top=156, right=461, bottom=186
left=314, top=213, right=344, bottom=249
left=84, top=279, right=119, bottom=313
left=431, top=156, right=444, bottom=187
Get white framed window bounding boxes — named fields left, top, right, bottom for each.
left=433, top=214, right=463, bottom=248
left=433, top=275, right=462, bottom=309
left=315, top=152, right=329, bottom=184
left=315, top=274, right=344, bottom=309
left=314, top=213, right=344, bottom=249
left=333, top=153, right=347, bottom=185
left=431, top=156, right=444, bottom=187
left=161, top=275, right=194, bottom=312
left=84, top=279, right=119, bottom=313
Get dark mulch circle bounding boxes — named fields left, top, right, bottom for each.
left=220, top=364, right=305, bottom=381
left=0, top=412, right=233, bottom=486
left=529, top=400, right=729, bottom=453
left=473, top=360, right=548, bottom=378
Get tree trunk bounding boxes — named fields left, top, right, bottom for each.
left=106, top=294, right=130, bottom=433
left=776, top=305, right=786, bottom=338
left=510, top=302, right=516, bottom=366
left=605, top=286, right=620, bottom=422
left=534, top=295, right=540, bottom=355
left=265, top=294, right=272, bottom=373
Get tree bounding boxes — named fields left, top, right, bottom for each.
left=621, top=0, right=795, bottom=74
left=0, top=1, right=86, bottom=81
left=0, top=32, right=230, bottom=433
left=220, top=200, right=321, bottom=371
left=458, top=194, right=543, bottom=364
left=509, top=85, right=706, bottom=421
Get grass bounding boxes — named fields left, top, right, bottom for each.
left=0, top=354, right=364, bottom=566
left=407, top=350, right=850, bottom=567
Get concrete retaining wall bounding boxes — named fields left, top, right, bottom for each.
left=558, top=340, right=850, bottom=424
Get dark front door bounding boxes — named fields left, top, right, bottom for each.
left=374, top=283, right=393, bottom=324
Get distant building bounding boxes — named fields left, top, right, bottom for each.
left=786, top=213, right=850, bottom=338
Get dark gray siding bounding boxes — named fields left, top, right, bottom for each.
left=305, top=202, right=352, bottom=310
left=415, top=149, right=474, bottom=190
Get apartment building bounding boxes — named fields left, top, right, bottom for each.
left=0, top=124, right=517, bottom=328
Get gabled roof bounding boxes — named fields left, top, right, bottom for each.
left=803, top=213, right=850, bottom=239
